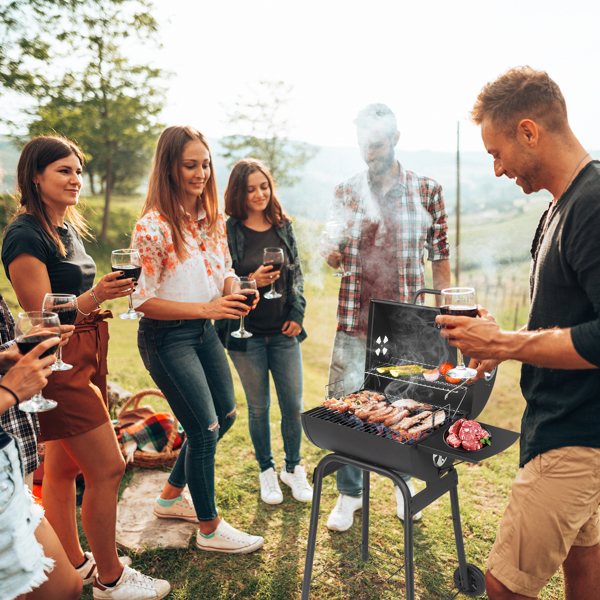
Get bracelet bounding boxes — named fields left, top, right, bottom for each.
left=77, top=307, right=91, bottom=317
left=0, top=384, right=20, bottom=407
left=89, top=286, right=103, bottom=309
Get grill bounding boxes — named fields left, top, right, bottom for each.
left=300, top=291, right=520, bottom=599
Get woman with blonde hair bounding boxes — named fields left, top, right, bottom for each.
left=132, top=126, right=264, bottom=554
left=1, top=135, right=170, bottom=599
left=216, top=158, right=311, bottom=505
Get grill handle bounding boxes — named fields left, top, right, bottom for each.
left=411, top=288, right=441, bottom=305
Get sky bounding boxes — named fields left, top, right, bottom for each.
left=144, top=0, right=600, bottom=153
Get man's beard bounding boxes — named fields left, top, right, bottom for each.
left=368, top=148, right=396, bottom=176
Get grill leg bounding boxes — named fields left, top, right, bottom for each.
left=398, top=480, right=415, bottom=600
left=450, top=483, right=469, bottom=590
left=361, top=469, right=370, bottom=562
left=300, top=461, right=326, bottom=600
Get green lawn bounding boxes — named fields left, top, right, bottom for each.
left=0, top=194, right=566, bottom=599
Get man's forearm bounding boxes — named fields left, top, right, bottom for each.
left=495, top=327, right=596, bottom=370
left=432, top=259, right=451, bottom=306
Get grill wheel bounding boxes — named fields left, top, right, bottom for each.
left=453, top=564, right=486, bottom=597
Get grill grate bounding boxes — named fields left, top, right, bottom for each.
left=366, top=357, right=469, bottom=392
left=308, top=402, right=463, bottom=446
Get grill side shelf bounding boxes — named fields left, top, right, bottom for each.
left=417, top=421, right=520, bottom=464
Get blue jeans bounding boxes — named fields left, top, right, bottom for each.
left=229, top=335, right=303, bottom=473
left=329, top=330, right=411, bottom=496
left=137, top=319, right=236, bottom=521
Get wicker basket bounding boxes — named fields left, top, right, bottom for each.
left=117, top=389, right=181, bottom=469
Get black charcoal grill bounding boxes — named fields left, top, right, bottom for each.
left=300, top=291, right=520, bottom=600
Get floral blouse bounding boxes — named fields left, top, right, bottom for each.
left=131, top=205, right=236, bottom=308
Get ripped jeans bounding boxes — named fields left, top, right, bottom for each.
left=138, top=319, right=236, bottom=521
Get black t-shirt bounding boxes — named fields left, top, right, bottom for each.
left=519, top=160, right=600, bottom=466
left=238, top=224, right=289, bottom=336
left=2, top=214, right=96, bottom=298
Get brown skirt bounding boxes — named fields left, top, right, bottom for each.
left=38, top=310, right=113, bottom=441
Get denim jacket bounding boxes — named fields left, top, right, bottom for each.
left=215, top=217, right=307, bottom=351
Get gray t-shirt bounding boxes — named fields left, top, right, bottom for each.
left=519, top=160, right=600, bottom=466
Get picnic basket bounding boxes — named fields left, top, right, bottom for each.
left=117, top=389, right=182, bottom=469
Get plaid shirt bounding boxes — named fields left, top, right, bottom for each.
left=330, top=162, right=450, bottom=332
left=0, top=293, right=40, bottom=475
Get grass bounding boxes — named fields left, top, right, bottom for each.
left=0, top=194, right=566, bottom=599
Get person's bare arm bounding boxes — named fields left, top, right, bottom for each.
left=432, top=259, right=451, bottom=306
left=136, top=295, right=250, bottom=321
left=9, top=253, right=136, bottom=321
left=437, top=306, right=596, bottom=370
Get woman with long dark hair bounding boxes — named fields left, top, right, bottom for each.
left=1, top=136, right=170, bottom=599
left=216, top=158, right=311, bottom=505
left=132, top=126, right=264, bottom=554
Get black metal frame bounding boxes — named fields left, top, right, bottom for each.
left=301, top=453, right=473, bottom=600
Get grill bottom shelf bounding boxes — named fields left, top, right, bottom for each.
left=310, top=544, right=463, bottom=600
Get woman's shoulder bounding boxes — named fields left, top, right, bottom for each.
left=134, top=209, right=171, bottom=236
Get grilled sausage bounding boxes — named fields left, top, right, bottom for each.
left=367, top=406, right=395, bottom=423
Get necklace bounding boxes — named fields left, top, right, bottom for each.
left=560, top=152, right=590, bottom=198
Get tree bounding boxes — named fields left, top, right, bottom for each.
left=221, top=81, right=317, bottom=188
left=5, top=0, right=166, bottom=241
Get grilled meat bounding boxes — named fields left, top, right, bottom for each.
left=396, top=411, right=432, bottom=431
left=407, top=410, right=446, bottom=434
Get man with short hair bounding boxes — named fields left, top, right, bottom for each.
left=321, top=103, right=451, bottom=531
left=437, top=66, right=600, bottom=599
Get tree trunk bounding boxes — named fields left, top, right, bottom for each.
left=100, top=156, right=113, bottom=242
left=88, top=171, right=96, bottom=195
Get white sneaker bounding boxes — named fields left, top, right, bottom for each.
left=280, top=465, right=313, bottom=502
left=153, top=489, right=199, bottom=523
left=92, top=565, right=170, bottom=599
left=259, top=467, right=283, bottom=504
left=395, top=479, right=422, bottom=521
left=77, top=552, right=132, bottom=585
left=326, top=494, right=363, bottom=532
left=195, top=519, right=264, bottom=554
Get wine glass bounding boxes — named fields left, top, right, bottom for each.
left=111, top=249, right=144, bottom=320
left=15, top=311, right=61, bottom=413
left=43, top=293, right=77, bottom=371
left=263, top=247, right=284, bottom=300
left=325, top=221, right=351, bottom=277
left=440, top=287, right=479, bottom=380
left=231, top=277, right=258, bottom=339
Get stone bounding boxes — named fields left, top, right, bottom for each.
left=107, top=381, right=132, bottom=409
left=116, top=470, right=196, bottom=553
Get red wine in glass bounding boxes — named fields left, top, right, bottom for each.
left=111, top=249, right=144, bottom=320
left=112, top=264, right=142, bottom=281
left=15, top=310, right=61, bottom=413
left=16, top=334, right=60, bottom=358
left=263, top=248, right=284, bottom=299
left=52, top=305, right=78, bottom=325
left=440, top=288, right=478, bottom=380
left=231, top=277, right=257, bottom=338
left=238, top=290, right=258, bottom=308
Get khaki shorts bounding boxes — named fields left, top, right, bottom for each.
left=487, top=446, right=600, bottom=597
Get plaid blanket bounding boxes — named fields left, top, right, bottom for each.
left=118, top=412, right=183, bottom=452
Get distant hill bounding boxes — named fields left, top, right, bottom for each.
left=3, top=135, right=598, bottom=222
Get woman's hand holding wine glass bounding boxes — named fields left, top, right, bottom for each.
left=250, top=264, right=280, bottom=288
left=231, top=277, right=258, bottom=339
left=111, top=249, right=144, bottom=320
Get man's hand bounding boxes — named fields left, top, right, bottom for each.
left=318, top=233, right=342, bottom=269
left=436, top=306, right=505, bottom=363
left=466, top=357, right=502, bottom=381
